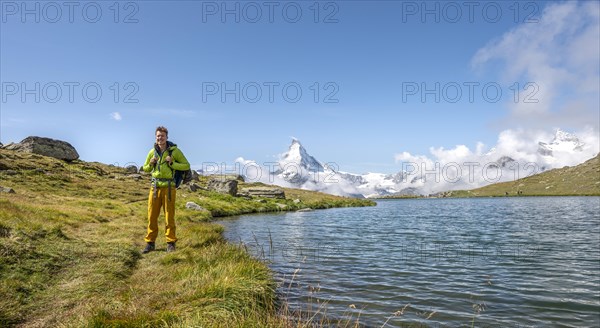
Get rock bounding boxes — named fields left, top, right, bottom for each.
left=276, top=203, right=287, bottom=209
left=296, top=208, right=313, bottom=212
left=127, top=174, right=143, bottom=180
left=0, top=186, right=15, bottom=193
left=125, top=165, right=138, bottom=174
left=4, top=136, right=79, bottom=161
left=190, top=170, right=200, bottom=181
left=207, top=177, right=238, bottom=196
left=238, top=186, right=285, bottom=199
left=293, top=199, right=301, bottom=203
left=187, top=183, right=201, bottom=192
left=186, top=202, right=205, bottom=211
left=1, top=142, right=15, bottom=149
left=220, top=174, right=245, bottom=182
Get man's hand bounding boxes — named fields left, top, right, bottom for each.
left=165, top=156, right=173, bottom=165
left=150, top=156, right=158, bottom=165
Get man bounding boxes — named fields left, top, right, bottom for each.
left=141, top=126, right=190, bottom=253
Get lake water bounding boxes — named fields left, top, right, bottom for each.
left=218, top=197, right=600, bottom=327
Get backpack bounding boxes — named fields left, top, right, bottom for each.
left=154, top=147, right=193, bottom=188
left=168, top=148, right=193, bottom=188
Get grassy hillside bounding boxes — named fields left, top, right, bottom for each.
left=447, top=154, right=600, bottom=197
left=0, top=149, right=374, bottom=327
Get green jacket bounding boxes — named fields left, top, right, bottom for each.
left=142, top=142, right=190, bottom=188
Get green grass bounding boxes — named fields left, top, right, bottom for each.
left=0, top=149, right=374, bottom=327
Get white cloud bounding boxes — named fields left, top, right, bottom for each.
left=239, top=127, right=599, bottom=197
left=393, top=128, right=599, bottom=194
left=472, top=1, right=600, bottom=130
left=110, top=112, right=122, bottom=121
left=199, top=128, right=599, bottom=198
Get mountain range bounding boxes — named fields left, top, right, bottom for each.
left=233, top=129, right=598, bottom=198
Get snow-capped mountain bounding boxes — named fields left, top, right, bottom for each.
left=236, top=129, right=597, bottom=198
left=538, top=129, right=585, bottom=156
left=273, top=138, right=325, bottom=184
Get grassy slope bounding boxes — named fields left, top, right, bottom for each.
left=448, top=154, right=600, bottom=197
left=0, top=149, right=374, bottom=327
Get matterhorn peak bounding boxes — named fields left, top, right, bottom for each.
left=280, top=138, right=324, bottom=173
left=284, top=138, right=307, bottom=160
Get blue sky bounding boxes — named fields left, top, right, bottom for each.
left=1, top=1, right=598, bottom=173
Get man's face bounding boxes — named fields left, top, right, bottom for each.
left=156, top=131, right=167, bottom=146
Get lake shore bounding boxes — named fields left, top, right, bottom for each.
left=0, top=149, right=374, bottom=327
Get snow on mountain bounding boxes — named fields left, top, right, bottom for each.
left=538, top=129, right=585, bottom=156
left=279, top=138, right=324, bottom=172
left=235, top=129, right=598, bottom=198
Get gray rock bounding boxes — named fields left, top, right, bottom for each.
left=190, top=170, right=200, bottom=181
left=293, top=199, right=301, bottom=203
left=207, top=177, right=238, bottom=196
left=1, top=142, right=15, bottom=149
left=276, top=203, right=287, bottom=209
left=0, top=186, right=15, bottom=193
left=220, top=174, right=245, bottom=182
left=4, top=136, right=79, bottom=161
left=187, top=183, right=201, bottom=192
left=185, top=202, right=205, bottom=211
left=238, top=186, right=285, bottom=199
left=296, top=208, right=313, bottom=212
left=125, top=165, right=138, bottom=174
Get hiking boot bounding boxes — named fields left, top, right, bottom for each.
left=166, top=242, right=176, bottom=253
left=142, top=242, right=155, bottom=254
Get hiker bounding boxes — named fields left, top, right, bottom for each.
left=141, top=126, right=190, bottom=253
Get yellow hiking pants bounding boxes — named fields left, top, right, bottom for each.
left=145, top=186, right=177, bottom=243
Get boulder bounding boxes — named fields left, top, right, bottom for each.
left=185, top=202, right=205, bottom=211
left=219, top=174, right=245, bottom=182
left=0, top=186, right=15, bottom=193
left=190, top=170, right=200, bottom=181
left=187, top=183, right=202, bottom=192
left=207, top=177, right=238, bottom=196
left=4, top=136, right=79, bottom=161
left=125, top=165, right=138, bottom=174
left=238, top=186, right=285, bottom=199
